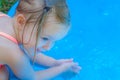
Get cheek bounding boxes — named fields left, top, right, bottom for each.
left=37, top=38, right=47, bottom=47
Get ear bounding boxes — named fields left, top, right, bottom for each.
left=16, top=14, right=26, bottom=30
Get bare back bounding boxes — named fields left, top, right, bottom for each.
left=0, top=12, right=35, bottom=79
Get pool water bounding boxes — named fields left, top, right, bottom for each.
left=8, top=0, right=120, bottom=80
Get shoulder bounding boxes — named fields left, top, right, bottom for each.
left=0, top=12, right=11, bottom=22
left=0, top=12, right=8, bottom=16
left=0, top=12, right=12, bottom=28
left=0, top=12, right=9, bottom=18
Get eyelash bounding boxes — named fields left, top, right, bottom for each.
left=42, top=37, right=49, bottom=41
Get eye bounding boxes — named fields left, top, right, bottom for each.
left=42, top=37, right=49, bottom=41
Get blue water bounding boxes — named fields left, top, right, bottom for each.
left=8, top=0, right=120, bottom=80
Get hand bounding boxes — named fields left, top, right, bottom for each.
left=60, top=62, right=81, bottom=79
left=54, top=58, right=81, bottom=73
left=62, top=62, right=81, bottom=74
left=53, top=58, right=81, bottom=79
left=70, top=62, right=81, bottom=73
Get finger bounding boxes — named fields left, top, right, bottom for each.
left=73, top=69, right=80, bottom=74
left=72, top=66, right=81, bottom=73
left=71, top=65, right=81, bottom=70
left=72, top=65, right=82, bottom=70
left=65, top=59, right=73, bottom=62
left=71, top=62, right=79, bottom=66
left=60, top=58, right=73, bottom=63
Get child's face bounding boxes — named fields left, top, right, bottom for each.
left=37, top=22, right=69, bottom=52
left=15, top=14, right=69, bottom=52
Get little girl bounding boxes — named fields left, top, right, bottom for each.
left=0, top=0, right=81, bottom=80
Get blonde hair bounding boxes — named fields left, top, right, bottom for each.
left=16, top=0, right=70, bottom=64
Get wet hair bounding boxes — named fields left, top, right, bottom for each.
left=16, top=0, right=70, bottom=64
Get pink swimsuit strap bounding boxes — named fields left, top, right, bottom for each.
left=0, top=14, right=18, bottom=67
left=0, top=14, right=18, bottom=44
left=0, top=32, right=18, bottom=67
left=0, top=32, right=18, bottom=44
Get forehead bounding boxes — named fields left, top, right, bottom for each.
left=41, top=22, right=69, bottom=40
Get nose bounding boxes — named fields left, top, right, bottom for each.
left=42, top=41, right=54, bottom=51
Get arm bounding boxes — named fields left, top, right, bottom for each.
left=34, top=53, right=74, bottom=67
left=35, top=62, right=76, bottom=80
left=1, top=45, right=36, bottom=80
left=0, top=43, right=76, bottom=80
left=35, top=53, right=57, bottom=67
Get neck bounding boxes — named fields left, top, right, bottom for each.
left=12, top=17, right=21, bottom=43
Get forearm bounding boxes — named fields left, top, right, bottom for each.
left=35, top=65, right=66, bottom=80
left=35, top=53, right=57, bottom=67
